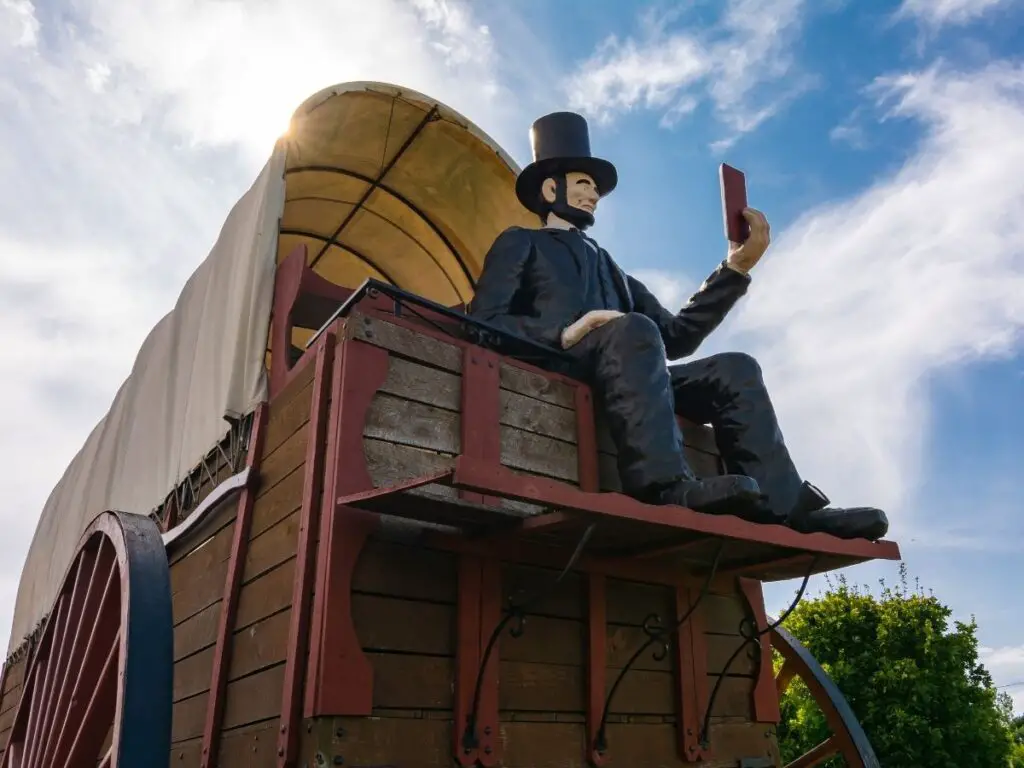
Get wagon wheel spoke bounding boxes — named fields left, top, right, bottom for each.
left=26, top=543, right=101, bottom=768
left=784, top=735, right=840, bottom=768
left=769, top=621, right=882, bottom=768
left=775, top=657, right=798, bottom=697
left=1, top=511, right=173, bottom=768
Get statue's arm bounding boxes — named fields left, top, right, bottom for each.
left=627, top=261, right=751, bottom=359
left=467, top=227, right=564, bottom=348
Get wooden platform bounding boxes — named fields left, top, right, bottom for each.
left=320, top=307, right=899, bottom=583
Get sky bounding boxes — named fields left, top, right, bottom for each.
left=1, top=0, right=1022, bottom=711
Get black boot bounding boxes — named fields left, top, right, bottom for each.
left=785, top=482, right=889, bottom=541
left=639, top=474, right=766, bottom=518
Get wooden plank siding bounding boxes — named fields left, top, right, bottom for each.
left=295, top=536, right=780, bottom=767
left=169, top=355, right=317, bottom=766
left=0, top=654, right=27, bottom=758
left=351, top=313, right=722, bottom=514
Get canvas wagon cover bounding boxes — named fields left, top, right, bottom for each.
left=7, top=82, right=532, bottom=654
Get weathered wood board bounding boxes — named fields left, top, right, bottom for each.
left=296, top=535, right=780, bottom=767
left=169, top=355, right=316, bottom=765
left=351, top=313, right=724, bottom=522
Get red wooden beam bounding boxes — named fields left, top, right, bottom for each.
left=738, top=578, right=782, bottom=724
left=277, top=334, right=335, bottom=767
left=452, top=553, right=502, bottom=766
left=452, top=457, right=901, bottom=564
left=675, top=583, right=711, bottom=763
left=269, top=243, right=354, bottom=398
left=199, top=402, right=268, bottom=768
left=454, top=554, right=483, bottom=767
left=586, top=573, right=607, bottom=767
left=304, top=332, right=381, bottom=717
left=575, top=385, right=600, bottom=493
left=459, top=345, right=502, bottom=506
left=478, top=560, right=502, bottom=767
left=331, top=336, right=390, bottom=499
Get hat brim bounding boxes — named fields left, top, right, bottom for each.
left=515, top=156, right=618, bottom=215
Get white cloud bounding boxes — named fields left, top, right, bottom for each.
left=0, top=0, right=514, bottom=647
left=0, top=0, right=39, bottom=48
left=981, top=644, right=1024, bottom=713
left=895, top=0, right=1019, bottom=27
left=62, top=0, right=514, bottom=164
left=632, top=269, right=698, bottom=311
left=716, top=62, right=1024, bottom=532
left=565, top=0, right=816, bottom=147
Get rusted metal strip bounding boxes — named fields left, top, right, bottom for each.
left=277, top=335, right=335, bottom=767
left=199, top=402, right=268, bottom=768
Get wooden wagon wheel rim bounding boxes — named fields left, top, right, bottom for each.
left=770, top=622, right=881, bottom=768
left=2, top=510, right=173, bottom=768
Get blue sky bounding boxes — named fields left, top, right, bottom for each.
left=1, top=0, right=1022, bottom=707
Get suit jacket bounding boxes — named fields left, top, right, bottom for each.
left=467, top=226, right=752, bottom=360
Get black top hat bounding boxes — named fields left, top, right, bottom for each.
left=515, top=111, right=618, bottom=215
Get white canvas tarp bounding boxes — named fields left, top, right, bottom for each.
left=7, top=148, right=287, bottom=652
left=6, top=81, right=533, bottom=655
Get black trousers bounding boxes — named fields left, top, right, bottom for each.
left=566, top=313, right=804, bottom=518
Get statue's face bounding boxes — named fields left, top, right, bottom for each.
left=541, top=171, right=599, bottom=215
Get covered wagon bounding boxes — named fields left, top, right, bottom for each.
left=0, top=82, right=897, bottom=768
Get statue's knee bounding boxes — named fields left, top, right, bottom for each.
left=615, top=312, right=660, bottom=338
left=713, top=351, right=763, bottom=381
left=598, top=311, right=663, bottom=360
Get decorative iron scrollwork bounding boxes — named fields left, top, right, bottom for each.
left=461, top=523, right=597, bottom=753
left=697, top=556, right=820, bottom=749
left=592, top=541, right=727, bottom=757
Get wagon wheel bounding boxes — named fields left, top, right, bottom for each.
left=770, top=623, right=880, bottom=768
left=2, top=511, right=173, bottom=768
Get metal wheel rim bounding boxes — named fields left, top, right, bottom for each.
left=2, top=511, right=173, bottom=768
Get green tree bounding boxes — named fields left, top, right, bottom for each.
left=775, top=564, right=1016, bottom=767
left=1004, top=706, right=1024, bottom=767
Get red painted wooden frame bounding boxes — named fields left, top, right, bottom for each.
left=276, top=333, right=335, bottom=766
left=200, top=403, right=268, bottom=768
left=586, top=573, right=607, bottom=766
left=739, top=577, right=783, bottom=724
left=453, top=555, right=502, bottom=767
left=294, top=289, right=901, bottom=764
left=269, top=244, right=354, bottom=398
left=304, top=323, right=381, bottom=717
left=675, top=583, right=711, bottom=763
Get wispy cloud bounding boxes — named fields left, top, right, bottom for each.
left=980, top=644, right=1024, bottom=712
left=0, top=0, right=38, bottom=47
left=895, top=0, right=1019, bottom=27
left=0, top=0, right=512, bottom=644
left=714, top=61, right=1024, bottom=531
left=632, top=269, right=698, bottom=311
left=565, top=0, right=817, bottom=148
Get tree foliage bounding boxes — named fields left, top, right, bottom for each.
left=776, top=563, right=1018, bottom=767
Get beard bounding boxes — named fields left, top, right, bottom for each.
left=545, top=175, right=595, bottom=230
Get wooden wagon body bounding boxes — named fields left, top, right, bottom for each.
left=0, top=82, right=899, bottom=768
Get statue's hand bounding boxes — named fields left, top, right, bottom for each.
left=726, top=207, right=770, bottom=274
left=561, top=310, right=624, bottom=349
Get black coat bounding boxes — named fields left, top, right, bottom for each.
left=467, top=226, right=752, bottom=360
